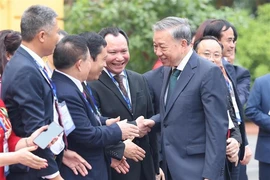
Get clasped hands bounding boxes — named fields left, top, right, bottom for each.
left=226, top=138, right=240, bottom=166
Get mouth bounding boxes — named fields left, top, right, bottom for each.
left=112, top=62, right=125, bottom=66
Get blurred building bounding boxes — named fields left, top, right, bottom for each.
left=0, top=0, right=64, bottom=31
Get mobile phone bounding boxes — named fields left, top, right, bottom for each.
left=33, top=121, right=64, bottom=149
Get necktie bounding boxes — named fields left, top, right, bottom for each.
left=167, top=69, right=181, bottom=100
left=114, top=74, right=129, bottom=99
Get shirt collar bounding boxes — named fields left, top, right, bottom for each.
left=20, top=44, right=45, bottom=68
left=175, top=48, right=193, bottom=71
left=104, top=68, right=126, bottom=77
left=55, top=70, right=83, bottom=92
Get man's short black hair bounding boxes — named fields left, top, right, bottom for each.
left=53, top=35, right=88, bottom=69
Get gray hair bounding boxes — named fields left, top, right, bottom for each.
left=21, top=5, right=57, bottom=42
left=153, top=17, right=192, bottom=45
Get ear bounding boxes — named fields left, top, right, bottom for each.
left=37, top=30, right=46, bottom=43
left=180, top=39, right=188, bottom=47
left=6, top=52, right=12, bottom=60
left=76, top=59, right=82, bottom=72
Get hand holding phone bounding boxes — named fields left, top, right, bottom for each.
left=33, top=122, right=64, bottom=149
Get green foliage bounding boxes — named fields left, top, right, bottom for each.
left=65, top=0, right=270, bottom=81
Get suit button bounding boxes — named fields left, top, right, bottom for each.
left=165, top=143, right=170, bottom=146
left=164, top=123, right=168, bottom=128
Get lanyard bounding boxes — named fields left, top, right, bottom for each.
left=82, top=92, right=102, bottom=125
left=0, top=118, right=6, bottom=132
left=33, top=60, right=58, bottom=102
left=107, top=70, right=132, bottom=111
left=85, top=84, right=101, bottom=116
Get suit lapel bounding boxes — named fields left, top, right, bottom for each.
left=164, top=53, right=198, bottom=118
left=126, top=70, right=136, bottom=115
left=160, top=67, right=171, bottom=115
left=99, top=70, right=132, bottom=114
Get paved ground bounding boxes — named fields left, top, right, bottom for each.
left=246, top=122, right=259, bottom=180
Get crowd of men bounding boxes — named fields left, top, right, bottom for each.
left=0, top=4, right=269, bottom=180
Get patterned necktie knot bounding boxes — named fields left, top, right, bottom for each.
left=114, top=74, right=128, bottom=97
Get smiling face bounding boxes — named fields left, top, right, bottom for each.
left=219, top=27, right=235, bottom=58
left=87, top=46, right=107, bottom=81
left=104, top=34, right=129, bottom=74
left=153, top=29, right=186, bottom=67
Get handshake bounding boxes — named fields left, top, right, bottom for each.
left=111, top=116, right=155, bottom=140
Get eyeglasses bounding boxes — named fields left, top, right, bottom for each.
left=200, top=52, right=221, bottom=60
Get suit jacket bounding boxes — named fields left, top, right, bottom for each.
left=143, top=66, right=164, bottom=114
left=151, top=52, right=228, bottom=180
left=223, top=60, right=248, bottom=157
left=89, top=70, right=158, bottom=180
left=52, top=71, right=122, bottom=180
left=245, top=74, right=270, bottom=163
left=222, top=60, right=251, bottom=106
left=1, top=47, right=59, bottom=179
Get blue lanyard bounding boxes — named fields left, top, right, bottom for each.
left=33, top=60, right=58, bottom=101
left=82, top=92, right=94, bottom=114
left=0, top=118, right=6, bottom=132
left=107, top=70, right=132, bottom=111
left=85, top=84, right=101, bottom=116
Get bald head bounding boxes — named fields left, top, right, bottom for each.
left=196, top=39, right=222, bottom=67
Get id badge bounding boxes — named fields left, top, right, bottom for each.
left=58, top=101, right=75, bottom=136
left=227, top=110, right=235, bottom=129
left=3, top=137, right=9, bottom=176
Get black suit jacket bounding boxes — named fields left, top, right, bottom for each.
left=1, top=47, right=59, bottom=179
left=223, top=60, right=248, bottom=159
left=52, top=71, right=123, bottom=180
left=90, top=70, right=158, bottom=180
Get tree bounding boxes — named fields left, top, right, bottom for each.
left=65, top=0, right=270, bottom=81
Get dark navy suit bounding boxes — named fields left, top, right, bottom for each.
left=1, top=47, right=59, bottom=179
left=52, top=71, right=122, bottom=180
left=151, top=52, right=228, bottom=180
left=245, top=74, right=270, bottom=180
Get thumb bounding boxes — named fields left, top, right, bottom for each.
left=36, top=125, right=49, bottom=134
left=25, top=145, right=38, bottom=152
left=226, top=138, right=232, bottom=143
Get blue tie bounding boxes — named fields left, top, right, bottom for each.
left=167, top=69, right=181, bottom=100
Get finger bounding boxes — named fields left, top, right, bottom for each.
left=114, top=166, right=121, bottom=174
left=117, top=164, right=126, bottom=174
left=137, top=147, right=146, bottom=155
left=26, top=145, right=39, bottom=152
left=72, top=167, right=79, bottom=175
left=35, top=125, right=49, bottom=134
left=82, top=161, right=92, bottom=170
left=131, top=156, right=139, bottom=162
left=76, top=165, right=86, bottom=176
left=122, top=159, right=130, bottom=169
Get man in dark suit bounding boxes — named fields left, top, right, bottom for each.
left=144, top=17, right=228, bottom=180
left=1, top=5, right=63, bottom=180
left=245, top=74, right=270, bottom=180
left=52, top=35, right=139, bottom=180
left=89, top=27, right=158, bottom=180
left=203, top=19, right=251, bottom=180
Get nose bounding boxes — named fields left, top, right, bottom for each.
left=208, top=56, right=215, bottom=63
left=155, top=47, right=163, bottom=57
left=115, top=53, right=124, bottom=61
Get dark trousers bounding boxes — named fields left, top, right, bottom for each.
left=230, top=163, right=240, bottom=180
left=239, top=164, right=248, bottom=180
left=259, top=161, right=270, bottom=180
